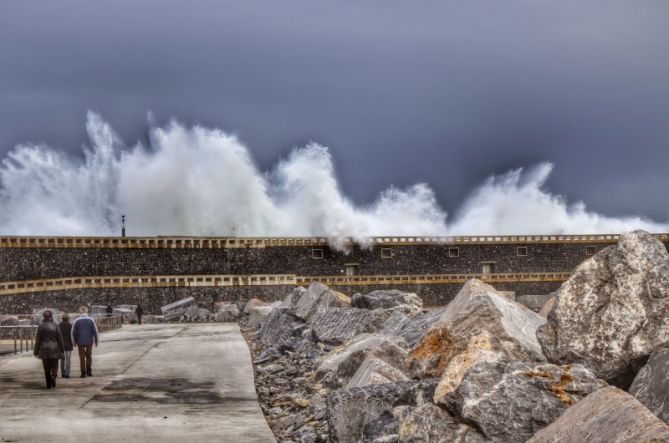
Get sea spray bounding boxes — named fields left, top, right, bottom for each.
left=0, top=112, right=666, bottom=245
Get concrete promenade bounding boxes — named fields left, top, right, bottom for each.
left=0, top=323, right=275, bottom=442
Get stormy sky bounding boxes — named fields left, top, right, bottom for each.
left=1, top=0, right=668, bottom=221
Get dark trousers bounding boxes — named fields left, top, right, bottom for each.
left=137, top=314, right=142, bottom=325
left=77, top=345, right=93, bottom=376
left=41, top=358, right=58, bottom=388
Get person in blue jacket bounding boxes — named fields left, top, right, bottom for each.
left=71, top=308, right=98, bottom=378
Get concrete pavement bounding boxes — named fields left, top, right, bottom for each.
left=0, top=323, right=275, bottom=442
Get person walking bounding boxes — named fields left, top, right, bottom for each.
left=71, top=308, right=98, bottom=378
left=33, top=310, right=64, bottom=389
left=58, top=314, right=74, bottom=378
left=105, top=305, right=113, bottom=317
left=135, top=304, right=144, bottom=325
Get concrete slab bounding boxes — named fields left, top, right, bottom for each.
left=0, top=324, right=275, bottom=442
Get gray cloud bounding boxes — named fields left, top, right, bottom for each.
left=0, top=0, right=668, bottom=221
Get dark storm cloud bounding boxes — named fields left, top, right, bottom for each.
left=0, top=0, right=668, bottom=220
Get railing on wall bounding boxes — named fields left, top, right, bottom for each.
left=0, top=314, right=122, bottom=355
left=0, top=272, right=569, bottom=297
left=1, top=234, right=667, bottom=249
left=0, top=274, right=298, bottom=296
left=296, top=272, right=571, bottom=286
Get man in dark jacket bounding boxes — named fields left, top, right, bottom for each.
left=34, top=310, right=64, bottom=389
left=105, top=305, right=113, bottom=317
left=58, top=314, right=74, bottom=378
left=135, top=304, right=144, bottom=325
left=71, top=309, right=98, bottom=378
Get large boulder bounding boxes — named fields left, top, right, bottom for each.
left=397, top=404, right=487, bottom=443
left=344, top=355, right=409, bottom=389
left=444, top=360, right=605, bottom=442
left=214, top=302, right=240, bottom=322
left=528, top=386, right=669, bottom=443
left=352, top=289, right=423, bottom=315
left=389, top=306, right=449, bottom=347
left=290, top=282, right=351, bottom=322
left=310, top=307, right=374, bottom=345
left=316, top=333, right=409, bottom=388
left=407, top=279, right=546, bottom=403
left=629, top=343, right=669, bottom=424
left=326, top=380, right=438, bottom=442
left=257, top=307, right=302, bottom=345
left=243, top=298, right=267, bottom=315
left=247, top=305, right=274, bottom=330
left=537, top=230, right=669, bottom=387
left=161, top=297, right=198, bottom=321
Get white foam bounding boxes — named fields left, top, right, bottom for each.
left=0, top=113, right=666, bottom=245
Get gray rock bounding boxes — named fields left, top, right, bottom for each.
left=629, top=343, right=669, bottom=424
left=257, top=307, right=297, bottom=344
left=293, top=425, right=317, bottom=443
left=352, top=290, right=423, bottom=315
left=396, top=404, right=486, bottom=443
left=311, top=307, right=374, bottom=345
left=393, top=306, right=448, bottom=347
left=537, top=230, right=669, bottom=387
left=243, top=298, right=267, bottom=315
left=344, top=355, right=409, bottom=389
left=279, top=289, right=298, bottom=309
left=215, top=303, right=240, bottom=322
left=196, top=307, right=211, bottom=320
left=407, top=279, right=546, bottom=404
left=161, top=296, right=198, bottom=321
left=317, top=333, right=409, bottom=388
left=444, top=360, right=605, bottom=443
left=538, top=295, right=556, bottom=318
left=528, top=386, right=669, bottom=443
left=327, top=380, right=438, bottom=443
left=247, top=305, right=274, bottom=329
left=291, top=282, right=350, bottom=322
left=380, top=311, right=412, bottom=336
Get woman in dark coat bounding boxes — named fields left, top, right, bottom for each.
left=33, top=310, right=65, bottom=389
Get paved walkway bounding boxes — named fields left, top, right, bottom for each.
left=0, top=324, right=275, bottom=442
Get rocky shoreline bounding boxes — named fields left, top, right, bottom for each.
left=239, top=230, right=669, bottom=442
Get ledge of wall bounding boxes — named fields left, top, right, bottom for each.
left=0, top=272, right=569, bottom=298
left=3, top=233, right=663, bottom=249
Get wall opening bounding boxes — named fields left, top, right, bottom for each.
left=585, top=246, right=596, bottom=256
left=311, top=248, right=324, bottom=259
left=381, top=248, right=393, bottom=259
left=344, top=263, right=359, bottom=276
left=449, top=247, right=460, bottom=258
left=481, top=262, right=495, bottom=275
left=517, top=246, right=528, bottom=256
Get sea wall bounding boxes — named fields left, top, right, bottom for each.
left=0, top=240, right=634, bottom=281
left=1, top=234, right=666, bottom=313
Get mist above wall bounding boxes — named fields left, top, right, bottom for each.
left=0, top=113, right=666, bottom=242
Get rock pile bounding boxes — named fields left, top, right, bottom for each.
left=244, top=230, right=669, bottom=442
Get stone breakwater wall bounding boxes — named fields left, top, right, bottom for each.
left=1, top=234, right=667, bottom=312
left=3, top=235, right=660, bottom=281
